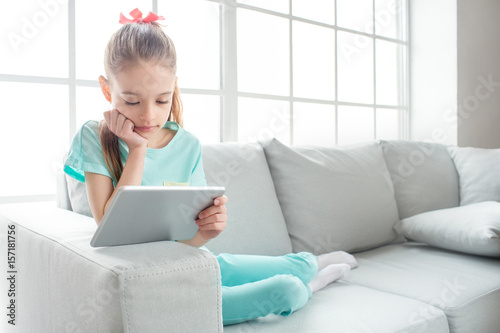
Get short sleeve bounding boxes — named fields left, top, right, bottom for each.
left=64, top=120, right=113, bottom=183
left=190, top=144, right=208, bottom=187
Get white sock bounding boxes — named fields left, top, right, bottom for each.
left=317, top=251, right=358, bottom=270
left=308, top=263, right=350, bottom=293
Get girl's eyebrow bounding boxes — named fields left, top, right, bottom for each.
left=121, top=91, right=173, bottom=96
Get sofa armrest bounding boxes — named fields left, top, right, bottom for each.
left=0, top=202, right=222, bottom=333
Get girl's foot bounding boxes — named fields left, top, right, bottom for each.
left=317, top=251, right=358, bottom=271
left=307, top=263, right=351, bottom=293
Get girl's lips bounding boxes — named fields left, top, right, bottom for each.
left=135, top=126, right=158, bottom=133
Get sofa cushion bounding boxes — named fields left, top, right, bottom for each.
left=380, top=140, right=460, bottom=219
left=343, top=242, right=500, bottom=333
left=395, top=201, right=500, bottom=257
left=447, top=146, right=500, bottom=206
left=202, top=142, right=293, bottom=256
left=260, top=138, right=400, bottom=254
left=224, top=282, right=449, bottom=333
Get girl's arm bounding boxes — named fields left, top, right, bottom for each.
left=86, top=109, right=148, bottom=225
left=85, top=146, right=147, bottom=225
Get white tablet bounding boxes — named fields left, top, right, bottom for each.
left=90, top=186, right=226, bottom=247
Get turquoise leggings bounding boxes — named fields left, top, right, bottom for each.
left=216, top=252, right=318, bottom=326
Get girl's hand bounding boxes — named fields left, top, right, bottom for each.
left=195, top=195, right=228, bottom=241
left=103, top=109, right=148, bottom=149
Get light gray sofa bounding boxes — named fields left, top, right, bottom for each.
left=1, top=138, right=500, bottom=333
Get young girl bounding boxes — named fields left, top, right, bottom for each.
left=64, top=8, right=357, bottom=326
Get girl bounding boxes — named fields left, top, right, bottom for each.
left=64, top=8, right=357, bottom=326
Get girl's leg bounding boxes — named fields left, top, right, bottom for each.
left=216, top=252, right=318, bottom=287
left=222, top=274, right=311, bottom=326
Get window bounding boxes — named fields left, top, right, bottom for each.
left=0, top=0, right=408, bottom=202
left=236, top=0, right=408, bottom=146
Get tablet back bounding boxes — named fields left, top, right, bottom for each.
left=90, top=186, right=225, bottom=247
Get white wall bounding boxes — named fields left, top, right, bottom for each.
left=457, top=0, right=500, bottom=148
left=410, top=0, right=500, bottom=148
left=409, top=0, right=458, bottom=145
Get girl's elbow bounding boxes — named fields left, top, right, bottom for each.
left=93, top=211, right=105, bottom=226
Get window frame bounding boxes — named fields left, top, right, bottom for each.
left=0, top=0, right=409, bottom=203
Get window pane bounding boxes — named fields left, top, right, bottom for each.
left=76, top=1, right=152, bottom=80
left=292, top=0, right=335, bottom=25
left=293, top=102, right=335, bottom=146
left=376, top=40, right=400, bottom=106
left=0, top=0, right=68, bottom=77
left=182, top=94, right=221, bottom=144
left=337, top=31, right=374, bottom=104
left=159, top=0, right=220, bottom=90
left=337, top=106, right=374, bottom=145
left=337, top=0, right=373, bottom=33
left=0, top=83, right=69, bottom=196
left=375, top=0, right=405, bottom=40
left=237, top=0, right=289, bottom=14
left=237, top=9, right=289, bottom=96
left=76, top=86, right=111, bottom=129
left=238, top=97, right=290, bottom=144
left=376, top=108, right=399, bottom=140
left=293, top=21, right=335, bottom=100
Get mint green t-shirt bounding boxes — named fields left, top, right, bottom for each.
left=64, top=120, right=207, bottom=187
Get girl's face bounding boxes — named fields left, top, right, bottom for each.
left=104, top=61, right=177, bottom=143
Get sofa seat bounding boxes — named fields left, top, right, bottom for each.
left=224, top=281, right=449, bottom=333
left=342, top=243, right=500, bottom=333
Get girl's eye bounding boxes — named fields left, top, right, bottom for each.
left=157, top=100, right=170, bottom=104
left=125, top=101, right=139, bottom=106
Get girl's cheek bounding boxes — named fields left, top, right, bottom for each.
left=113, top=102, right=133, bottom=116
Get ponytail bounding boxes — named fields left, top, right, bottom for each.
left=170, top=81, right=184, bottom=127
left=99, top=121, right=123, bottom=184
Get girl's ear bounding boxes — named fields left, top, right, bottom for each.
left=98, top=75, right=112, bottom=103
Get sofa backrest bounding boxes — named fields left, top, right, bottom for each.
left=379, top=140, right=460, bottom=219
left=55, top=139, right=461, bottom=256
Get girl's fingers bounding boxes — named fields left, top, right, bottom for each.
left=197, top=221, right=226, bottom=231
left=124, top=118, right=135, bottom=133
left=214, top=195, right=228, bottom=206
left=115, top=113, right=125, bottom=135
left=104, top=109, right=131, bottom=136
left=104, top=110, right=114, bottom=132
left=110, top=109, right=120, bottom=132
left=196, top=213, right=226, bottom=226
left=198, top=204, right=227, bottom=220
left=103, top=111, right=110, bottom=126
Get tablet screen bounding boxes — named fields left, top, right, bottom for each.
left=90, top=186, right=226, bottom=247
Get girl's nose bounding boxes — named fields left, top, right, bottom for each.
left=140, top=102, right=156, bottom=121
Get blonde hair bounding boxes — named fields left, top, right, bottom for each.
left=99, top=22, right=183, bottom=183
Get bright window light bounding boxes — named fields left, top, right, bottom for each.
left=0, top=0, right=408, bottom=201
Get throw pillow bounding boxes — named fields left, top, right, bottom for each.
left=380, top=140, right=460, bottom=219
left=394, top=201, right=500, bottom=257
left=261, top=138, right=401, bottom=254
left=447, top=146, right=500, bottom=205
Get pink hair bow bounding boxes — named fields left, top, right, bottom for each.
left=119, top=8, right=165, bottom=25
